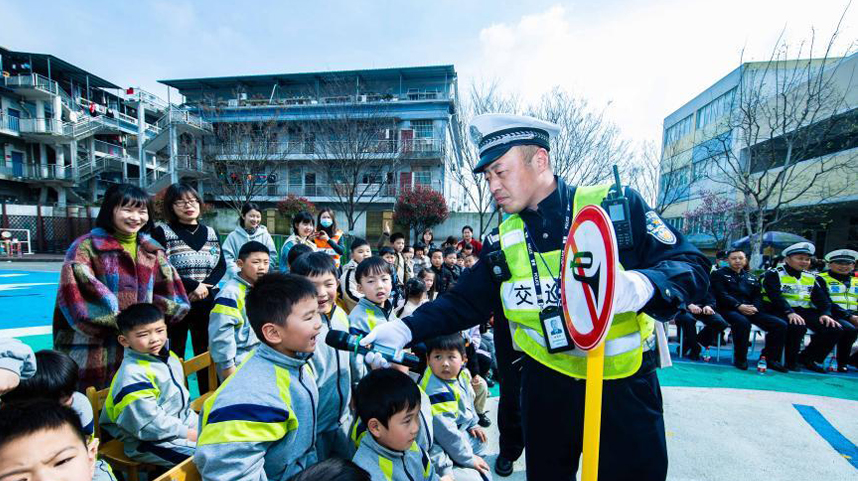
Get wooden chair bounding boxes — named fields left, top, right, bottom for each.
left=85, top=386, right=159, bottom=481
left=152, top=456, right=201, bottom=481
left=181, top=351, right=219, bottom=413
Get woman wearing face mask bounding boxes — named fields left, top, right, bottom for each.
left=278, top=210, right=318, bottom=273
left=222, top=202, right=278, bottom=279
left=52, top=184, right=189, bottom=390
left=314, top=208, right=345, bottom=268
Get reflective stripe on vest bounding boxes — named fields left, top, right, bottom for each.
left=197, top=352, right=298, bottom=445
left=104, top=360, right=160, bottom=422
left=761, top=267, right=815, bottom=308
left=210, top=283, right=247, bottom=327
left=818, top=272, right=858, bottom=311
left=498, top=184, right=655, bottom=380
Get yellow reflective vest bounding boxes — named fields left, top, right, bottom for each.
left=498, top=184, right=655, bottom=380
left=761, top=266, right=815, bottom=308
left=818, top=271, right=858, bottom=312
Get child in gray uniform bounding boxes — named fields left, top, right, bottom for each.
left=352, top=368, right=452, bottom=481
left=100, top=303, right=197, bottom=467
left=3, top=349, right=116, bottom=480
left=420, top=334, right=493, bottom=481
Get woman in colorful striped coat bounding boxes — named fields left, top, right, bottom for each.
left=53, top=184, right=190, bottom=391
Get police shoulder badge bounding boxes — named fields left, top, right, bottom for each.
left=645, top=211, right=676, bottom=245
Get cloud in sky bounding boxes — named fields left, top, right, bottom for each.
left=0, top=0, right=854, bottom=147
left=465, top=1, right=857, bottom=144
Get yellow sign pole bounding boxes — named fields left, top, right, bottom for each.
left=581, top=342, right=605, bottom=481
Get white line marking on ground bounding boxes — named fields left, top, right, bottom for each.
left=0, top=326, right=52, bottom=337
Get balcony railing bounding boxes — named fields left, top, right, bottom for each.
left=18, top=117, right=67, bottom=136
left=19, top=163, right=75, bottom=181
left=94, top=140, right=124, bottom=157
left=4, top=74, right=59, bottom=96
left=207, top=180, right=444, bottom=200
left=208, top=89, right=448, bottom=109
left=0, top=113, right=20, bottom=133
left=157, top=108, right=212, bottom=131
left=214, top=138, right=444, bottom=157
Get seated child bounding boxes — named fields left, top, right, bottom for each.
left=0, top=400, right=101, bottom=481
left=2, top=349, right=116, bottom=481
left=290, top=458, right=371, bottom=481
left=100, top=303, right=197, bottom=466
left=396, top=278, right=428, bottom=319
left=442, top=248, right=461, bottom=285
left=379, top=246, right=403, bottom=306
left=340, top=237, right=373, bottom=313
left=349, top=256, right=399, bottom=382
left=196, top=273, right=321, bottom=481
left=420, top=334, right=492, bottom=481
left=209, top=241, right=267, bottom=379
left=352, top=369, right=452, bottom=481
left=292, top=252, right=354, bottom=459
left=287, top=243, right=315, bottom=272
left=0, top=337, right=36, bottom=396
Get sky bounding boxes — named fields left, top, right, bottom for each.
left=1, top=0, right=855, bottom=147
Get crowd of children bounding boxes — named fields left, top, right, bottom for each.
left=0, top=226, right=498, bottom=481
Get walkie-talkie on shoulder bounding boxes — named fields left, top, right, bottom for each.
left=602, top=165, right=634, bottom=250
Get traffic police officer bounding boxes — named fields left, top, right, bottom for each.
left=761, top=242, right=843, bottom=372
left=362, top=114, right=710, bottom=480
left=710, top=249, right=787, bottom=370
left=816, top=249, right=858, bottom=372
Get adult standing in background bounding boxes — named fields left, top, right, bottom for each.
left=53, top=184, right=189, bottom=390
left=456, top=225, right=483, bottom=255
left=152, top=183, right=225, bottom=391
left=279, top=211, right=318, bottom=273
left=314, top=208, right=345, bottom=268
left=222, top=203, right=277, bottom=278
left=421, top=227, right=436, bottom=250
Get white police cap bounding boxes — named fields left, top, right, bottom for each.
left=783, top=242, right=815, bottom=257
left=468, top=113, right=560, bottom=173
left=824, top=249, right=858, bottom=263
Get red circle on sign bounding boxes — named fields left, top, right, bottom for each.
left=560, top=205, right=618, bottom=351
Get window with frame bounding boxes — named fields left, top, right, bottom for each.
left=664, top=115, right=693, bottom=147
left=696, top=88, right=736, bottom=130
left=414, top=170, right=432, bottom=185
left=410, top=120, right=433, bottom=139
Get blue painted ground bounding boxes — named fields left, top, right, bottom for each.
left=0, top=270, right=60, bottom=351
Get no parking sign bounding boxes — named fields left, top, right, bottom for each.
left=560, top=204, right=619, bottom=481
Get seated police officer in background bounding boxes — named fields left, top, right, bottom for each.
left=710, top=249, right=786, bottom=371
left=761, top=242, right=843, bottom=373
left=674, top=286, right=728, bottom=361
left=361, top=113, right=710, bottom=481
left=815, top=249, right=858, bottom=372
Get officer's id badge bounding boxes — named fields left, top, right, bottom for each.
left=645, top=211, right=677, bottom=245
left=540, top=306, right=573, bottom=353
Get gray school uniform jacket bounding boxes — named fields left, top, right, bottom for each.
left=312, top=305, right=351, bottom=433
left=195, top=343, right=318, bottom=481
left=419, top=369, right=480, bottom=468
left=348, top=298, right=397, bottom=383
left=350, top=387, right=435, bottom=455
left=352, top=432, right=439, bottom=481
left=99, top=347, right=198, bottom=461
left=339, top=259, right=362, bottom=313
left=209, top=276, right=260, bottom=372
left=69, top=392, right=117, bottom=481
left=0, top=338, right=36, bottom=382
